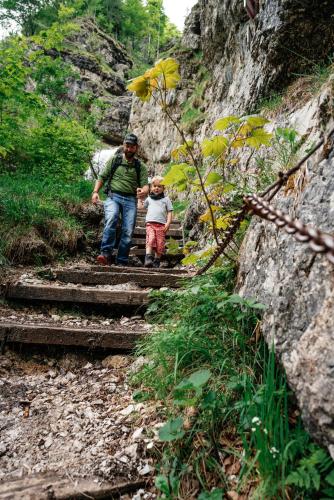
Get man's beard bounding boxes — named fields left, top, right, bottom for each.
left=125, top=151, right=135, bottom=159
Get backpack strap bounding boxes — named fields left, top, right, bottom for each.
left=104, top=153, right=123, bottom=195
left=134, top=158, right=141, bottom=188
left=104, top=154, right=142, bottom=195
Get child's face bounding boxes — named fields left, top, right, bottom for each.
left=151, top=181, right=164, bottom=194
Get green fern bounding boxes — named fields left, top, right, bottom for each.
left=286, top=446, right=331, bottom=492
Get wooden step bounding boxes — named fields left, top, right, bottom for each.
left=133, top=226, right=183, bottom=238
left=136, top=218, right=181, bottom=227
left=0, top=473, right=146, bottom=499
left=90, top=265, right=191, bottom=275
left=129, top=248, right=184, bottom=257
left=52, top=269, right=186, bottom=287
left=6, top=284, right=149, bottom=305
left=132, top=237, right=184, bottom=248
left=0, top=322, right=144, bottom=349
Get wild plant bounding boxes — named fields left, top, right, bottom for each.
left=132, top=268, right=334, bottom=498
left=127, top=59, right=298, bottom=267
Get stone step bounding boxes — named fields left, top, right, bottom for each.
left=6, top=283, right=149, bottom=305
left=52, top=269, right=186, bottom=287
left=133, top=226, right=183, bottom=238
left=0, top=322, right=144, bottom=349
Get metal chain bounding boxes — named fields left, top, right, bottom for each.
left=195, top=209, right=247, bottom=275
left=244, top=194, right=334, bottom=264
left=196, top=126, right=334, bottom=275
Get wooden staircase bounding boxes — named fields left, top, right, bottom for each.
left=0, top=211, right=191, bottom=350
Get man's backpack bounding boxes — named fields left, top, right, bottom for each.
left=104, top=150, right=141, bottom=195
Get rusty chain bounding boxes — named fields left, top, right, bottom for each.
left=244, top=194, right=334, bottom=264
left=196, top=126, right=334, bottom=275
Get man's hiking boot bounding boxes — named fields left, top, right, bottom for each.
left=152, top=258, right=160, bottom=268
left=144, top=254, right=154, bottom=268
left=96, top=254, right=112, bottom=266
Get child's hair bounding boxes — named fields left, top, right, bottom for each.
left=151, top=175, right=164, bottom=186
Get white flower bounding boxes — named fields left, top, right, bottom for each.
left=263, top=428, right=268, bottom=435
left=251, top=427, right=256, bottom=432
left=270, top=446, right=279, bottom=457
left=251, top=416, right=261, bottom=425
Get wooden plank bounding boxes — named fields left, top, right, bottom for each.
left=0, top=474, right=146, bottom=499
left=90, top=265, right=190, bottom=275
left=130, top=248, right=184, bottom=257
left=136, top=218, right=181, bottom=227
left=131, top=237, right=147, bottom=246
left=0, top=323, right=144, bottom=348
left=7, top=284, right=149, bottom=305
left=133, top=227, right=183, bottom=238
left=52, top=270, right=186, bottom=287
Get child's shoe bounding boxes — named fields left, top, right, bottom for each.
left=144, top=254, right=154, bottom=267
left=152, top=258, right=160, bottom=268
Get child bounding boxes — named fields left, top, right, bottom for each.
left=144, top=176, right=173, bottom=268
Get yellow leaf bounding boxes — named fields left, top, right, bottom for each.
left=162, top=163, right=189, bottom=186
left=201, top=136, right=228, bottom=157
left=246, top=129, right=273, bottom=149
left=154, top=58, right=180, bottom=89
left=199, top=210, right=212, bottom=223
left=127, top=75, right=151, bottom=101
left=245, top=115, right=269, bottom=128
left=214, top=115, right=240, bottom=131
left=231, top=138, right=245, bottom=148
left=181, top=253, right=199, bottom=265
left=238, top=123, right=252, bottom=136
left=216, top=216, right=231, bottom=230
left=205, top=172, right=223, bottom=186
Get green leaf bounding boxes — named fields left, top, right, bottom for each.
left=162, top=163, right=189, bottom=186
left=205, top=172, right=223, bottom=186
left=246, top=129, right=273, bottom=149
left=325, top=469, right=334, bottom=486
left=159, top=416, right=185, bottom=441
left=188, top=369, right=211, bottom=388
left=155, top=475, right=170, bottom=495
left=181, top=253, right=200, bottom=265
left=214, top=116, right=240, bottom=131
left=198, top=488, right=224, bottom=500
left=201, top=136, right=228, bottom=158
left=245, top=115, right=269, bottom=128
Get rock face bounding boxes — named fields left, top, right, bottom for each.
left=130, top=0, right=334, bottom=166
left=61, top=17, right=133, bottom=144
left=128, top=0, right=334, bottom=449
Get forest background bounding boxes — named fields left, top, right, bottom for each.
left=0, top=0, right=180, bottom=264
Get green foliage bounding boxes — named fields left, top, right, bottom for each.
left=131, top=270, right=334, bottom=498
left=0, top=173, right=93, bottom=264
left=127, top=58, right=278, bottom=266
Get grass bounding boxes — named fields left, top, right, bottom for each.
left=131, top=267, right=334, bottom=499
left=0, top=173, right=94, bottom=265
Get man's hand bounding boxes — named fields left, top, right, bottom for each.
left=136, top=187, right=146, bottom=199
left=92, top=192, right=100, bottom=204
left=164, top=223, right=170, bottom=233
left=92, top=180, right=103, bottom=204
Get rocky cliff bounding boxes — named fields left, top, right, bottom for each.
left=129, top=0, right=334, bottom=451
left=60, top=17, right=133, bottom=144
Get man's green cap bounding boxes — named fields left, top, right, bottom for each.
left=124, top=133, right=138, bottom=145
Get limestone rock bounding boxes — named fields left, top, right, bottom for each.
left=238, top=151, right=334, bottom=451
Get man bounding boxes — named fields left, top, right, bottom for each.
left=92, top=133, right=149, bottom=266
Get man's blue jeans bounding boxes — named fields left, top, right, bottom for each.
left=100, top=193, right=137, bottom=264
